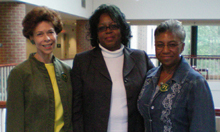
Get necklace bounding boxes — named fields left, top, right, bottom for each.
left=159, top=72, right=173, bottom=92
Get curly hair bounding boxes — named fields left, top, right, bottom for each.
left=88, top=4, right=131, bottom=47
left=154, top=19, right=186, bottom=43
left=22, top=6, right=63, bottom=39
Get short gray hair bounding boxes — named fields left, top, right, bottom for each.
left=154, top=19, right=186, bottom=43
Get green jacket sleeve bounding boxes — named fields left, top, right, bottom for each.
left=6, top=68, right=25, bottom=132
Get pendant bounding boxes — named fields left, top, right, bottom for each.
left=160, top=83, right=169, bottom=92
left=61, top=72, right=68, bottom=82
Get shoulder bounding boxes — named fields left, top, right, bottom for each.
left=187, top=68, right=208, bottom=85
left=126, top=48, right=147, bottom=56
left=125, top=47, right=154, bottom=70
left=73, top=48, right=99, bottom=65
left=71, top=49, right=97, bottom=70
left=54, top=57, right=71, bottom=70
left=147, top=67, right=159, bottom=76
left=8, top=59, right=33, bottom=81
left=124, top=48, right=149, bottom=61
left=75, top=49, right=96, bottom=59
left=11, top=59, right=31, bottom=73
left=185, top=67, right=206, bottom=81
left=175, top=57, right=207, bottom=85
left=178, top=66, right=210, bottom=95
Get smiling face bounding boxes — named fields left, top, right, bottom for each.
left=30, top=21, right=57, bottom=58
left=155, top=31, right=185, bottom=68
left=97, top=13, right=121, bottom=51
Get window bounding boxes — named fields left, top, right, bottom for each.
left=198, top=26, right=220, bottom=55
left=130, top=25, right=191, bottom=55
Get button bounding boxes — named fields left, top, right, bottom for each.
left=151, top=106, right=154, bottom=109
left=124, top=78, right=128, bottom=83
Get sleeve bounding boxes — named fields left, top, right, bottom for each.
left=71, top=54, right=84, bottom=132
left=187, top=77, right=216, bottom=132
left=6, top=68, right=25, bottom=132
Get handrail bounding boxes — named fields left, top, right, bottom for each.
left=0, top=101, right=6, bottom=108
left=0, top=101, right=219, bottom=116
left=183, top=55, right=220, bottom=58
left=0, top=63, right=18, bottom=67
left=216, top=109, right=220, bottom=116
left=0, top=55, right=220, bottom=67
left=148, top=55, right=220, bottom=60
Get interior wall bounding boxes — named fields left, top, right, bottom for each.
left=93, top=0, right=220, bottom=25
left=208, top=81, right=220, bottom=108
left=93, top=0, right=220, bottom=20
left=0, top=0, right=93, bottom=19
left=2, top=0, right=220, bottom=25
left=53, top=33, right=63, bottom=59
left=26, top=40, right=36, bottom=58
left=64, top=24, right=77, bottom=58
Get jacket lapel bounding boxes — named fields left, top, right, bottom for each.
left=91, top=47, right=111, bottom=80
left=123, top=47, right=135, bottom=77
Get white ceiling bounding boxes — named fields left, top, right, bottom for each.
left=25, top=3, right=86, bottom=26
left=25, top=3, right=220, bottom=26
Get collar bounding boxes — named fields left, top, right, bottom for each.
left=29, top=53, right=56, bottom=66
left=99, top=44, right=124, bottom=58
left=147, top=56, right=191, bottom=85
left=172, top=56, right=191, bottom=84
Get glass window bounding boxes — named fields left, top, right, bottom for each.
left=130, top=25, right=156, bottom=55
left=182, top=26, right=191, bottom=55
left=198, top=26, right=220, bottom=55
left=130, top=25, right=191, bottom=55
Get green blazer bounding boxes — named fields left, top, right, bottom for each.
left=6, top=53, right=73, bottom=132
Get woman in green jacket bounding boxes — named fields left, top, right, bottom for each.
left=6, top=6, right=73, bottom=132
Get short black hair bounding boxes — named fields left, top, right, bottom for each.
left=88, top=4, right=131, bottom=47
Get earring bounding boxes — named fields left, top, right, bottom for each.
left=30, top=40, right=35, bottom=44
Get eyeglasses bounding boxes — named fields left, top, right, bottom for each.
left=97, top=24, right=120, bottom=32
left=155, top=43, right=182, bottom=50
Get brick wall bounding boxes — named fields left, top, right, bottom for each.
left=0, top=2, right=26, bottom=64
left=76, top=20, right=93, bottom=53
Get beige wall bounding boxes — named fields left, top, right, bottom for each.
left=26, top=40, right=36, bottom=57
left=64, top=24, right=77, bottom=58
left=53, top=33, right=63, bottom=59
